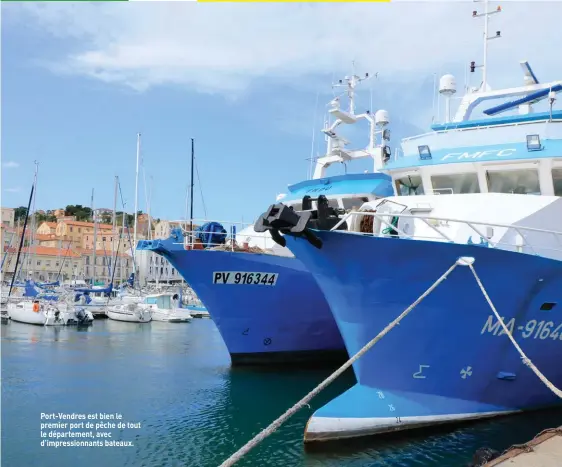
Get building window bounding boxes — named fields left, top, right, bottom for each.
left=431, top=173, right=480, bottom=194
left=102, top=237, right=106, bottom=242
left=79, top=228, right=81, bottom=233
left=552, top=168, right=562, bottom=196
left=394, top=175, right=424, bottom=196
left=486, top=169, right=540, bottom=195
left=70, top=227, right=73, bottom=232
left=37, top=260, right=41, bottom=266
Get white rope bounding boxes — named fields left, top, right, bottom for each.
left=468, top=264, right=562, bottom=399
left=217, top=261, right=460, bottom=467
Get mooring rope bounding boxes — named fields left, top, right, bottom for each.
left=217, top=261, right=460, bottom=467
left=468, top=264, right=562, bottom=399
left=219, top=258, right=562, bottom=467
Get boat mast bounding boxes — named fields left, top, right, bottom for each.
left=133, top=133, right=140, bottom=254
left=189, top=138, right=195, bottom=239
left=8, top=172, right=35, bottom=297
left=91, top=188, right=97, bottom=285
left=112, top=175, right=118, bottom=278
left=28, top=161, right=39, bottom=282
left=472, top=0, right=501, bottom=91
left=147, top=176, right=153, bottom=240
left=121, top=209, right=125, bottom=285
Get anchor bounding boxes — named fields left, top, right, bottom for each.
left=254, top=195, right=347, bottom=250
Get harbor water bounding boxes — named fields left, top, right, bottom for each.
left=2, top=318, right=561, bottom=467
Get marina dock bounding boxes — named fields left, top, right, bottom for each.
left=485, top=427, right=562, bottom=466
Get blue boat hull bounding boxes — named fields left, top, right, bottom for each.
left=286, top=232, right=562, bottom=441
left=162, top=249, right=347, bottom=366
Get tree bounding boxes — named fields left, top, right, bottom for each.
left=100, top=213, right=113, bottom=225
left=35, top=212, right=57, bottom=223
left=65, top=205, right=93, bottom=222
left=14, top=206, right=28, bottom=222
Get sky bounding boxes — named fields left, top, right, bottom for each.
left=2, top=1, right=562, bottom=224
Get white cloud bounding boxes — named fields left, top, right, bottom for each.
left=5, top=2, right=562, bottom=95
left=2, top=161, right=20, bottom=169
left=3, top=187, right=21, bottom=193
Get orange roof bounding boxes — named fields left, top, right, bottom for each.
left=19, top=246, right=81, bottom=258
left=43, top=222, right=58, bottom=229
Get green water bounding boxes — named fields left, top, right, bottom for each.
left=2, top=318, right=561, bottom=466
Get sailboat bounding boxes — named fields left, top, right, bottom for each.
left=107, top=134, right=151, bottom=323
left=142, top=292, right=192, bottom=323
left=6, top=164, right=93, bottom=326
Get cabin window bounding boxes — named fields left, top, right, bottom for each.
left=342, top=197, right=369, bottom=210
left=552, top=168, right=562, bottom=196
left=486, top=169, right=540, bottom=195
left=431, top=173, right=480, bottom=194
left=395, top=175, right=424, bottom=196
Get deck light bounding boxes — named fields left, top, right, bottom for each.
left=526, top=134, right=542, bottom=151
left=418, top=145, right=432, bottom=160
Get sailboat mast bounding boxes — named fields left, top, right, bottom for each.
left=28, top=161, right=39, bottom=282
left=147, top=176, right=153, bottom=240
left=91, top=188, right=97, bottom=285
left=8, top=176, right=35, bottom=297
left=112, top=176, right=118, bottom=233
left=121, top=210, right=125, bottom=285
left=133, top=133, right=140, bottom=252
left=111, top=175, right=118, bottom=277
left=189, top=138, right=195, bottom=236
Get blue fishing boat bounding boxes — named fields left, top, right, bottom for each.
left=255, top=4, right=562, bottom=439
left=137, top=72, right=394, bottom=365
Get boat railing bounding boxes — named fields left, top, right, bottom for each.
left=171, top=219, right=283, bottom=254
left=332, top=210, right=562, bottom=260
